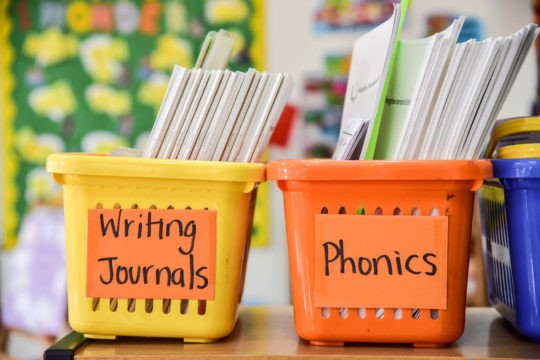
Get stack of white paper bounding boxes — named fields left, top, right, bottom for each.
left=375, top=16, right=464, bottom=160
left=333, top=1, right=405, bottom=160
left=334, top=0, right=538, bottom=161
left=142, top=66, right=294, bottom=162
left=373, top=20, right=538, bottom=160
left=466, top=24, right=540, bottom=159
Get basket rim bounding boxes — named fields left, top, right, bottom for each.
left=46, top=153, right=266, bottom=183
left=267, top=159, right=492, bottom=181
left=492, top=158, right=540, bottom=179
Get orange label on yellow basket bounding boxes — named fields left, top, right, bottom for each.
left=86, top=208, right=216, bottom=300
left=314, top=214, right=448, bottom=309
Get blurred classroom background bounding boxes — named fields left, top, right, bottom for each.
left=0, top=0, right=537, bottom=358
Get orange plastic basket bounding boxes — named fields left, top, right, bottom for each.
left=267, top=159, right=491, bottom=347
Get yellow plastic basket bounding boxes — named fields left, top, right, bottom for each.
left=497, top=143, right=540, bottom=158
left=483, top=116, right=540, bottom=158
left=46, top=153, right=265, bottom=342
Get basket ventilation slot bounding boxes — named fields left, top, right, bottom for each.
left=320, top=307, right=439, bottom=320
left=320, top=206, right=443, bottom=216
left=481, top=194, right=515, bottom=309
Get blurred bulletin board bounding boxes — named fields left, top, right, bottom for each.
left=314, top=0, right=395, bottom=32
left=0, top=0, right=268, bottom=249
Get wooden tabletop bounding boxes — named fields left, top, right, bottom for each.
left=44, top=306, right=540, bottom=359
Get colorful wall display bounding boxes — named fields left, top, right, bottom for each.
left=314, top=0, right=396, bottom=32
left=1, top=0, right=266, bottom=248
left=303, top=53, right=349, bottom=158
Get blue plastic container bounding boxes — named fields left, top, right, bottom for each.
left=478, top=158, right=540, bottom=341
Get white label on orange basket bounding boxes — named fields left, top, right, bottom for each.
left=86, top=208, right=216, bottom=300
left=314, top=214, right=448, bottom=309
